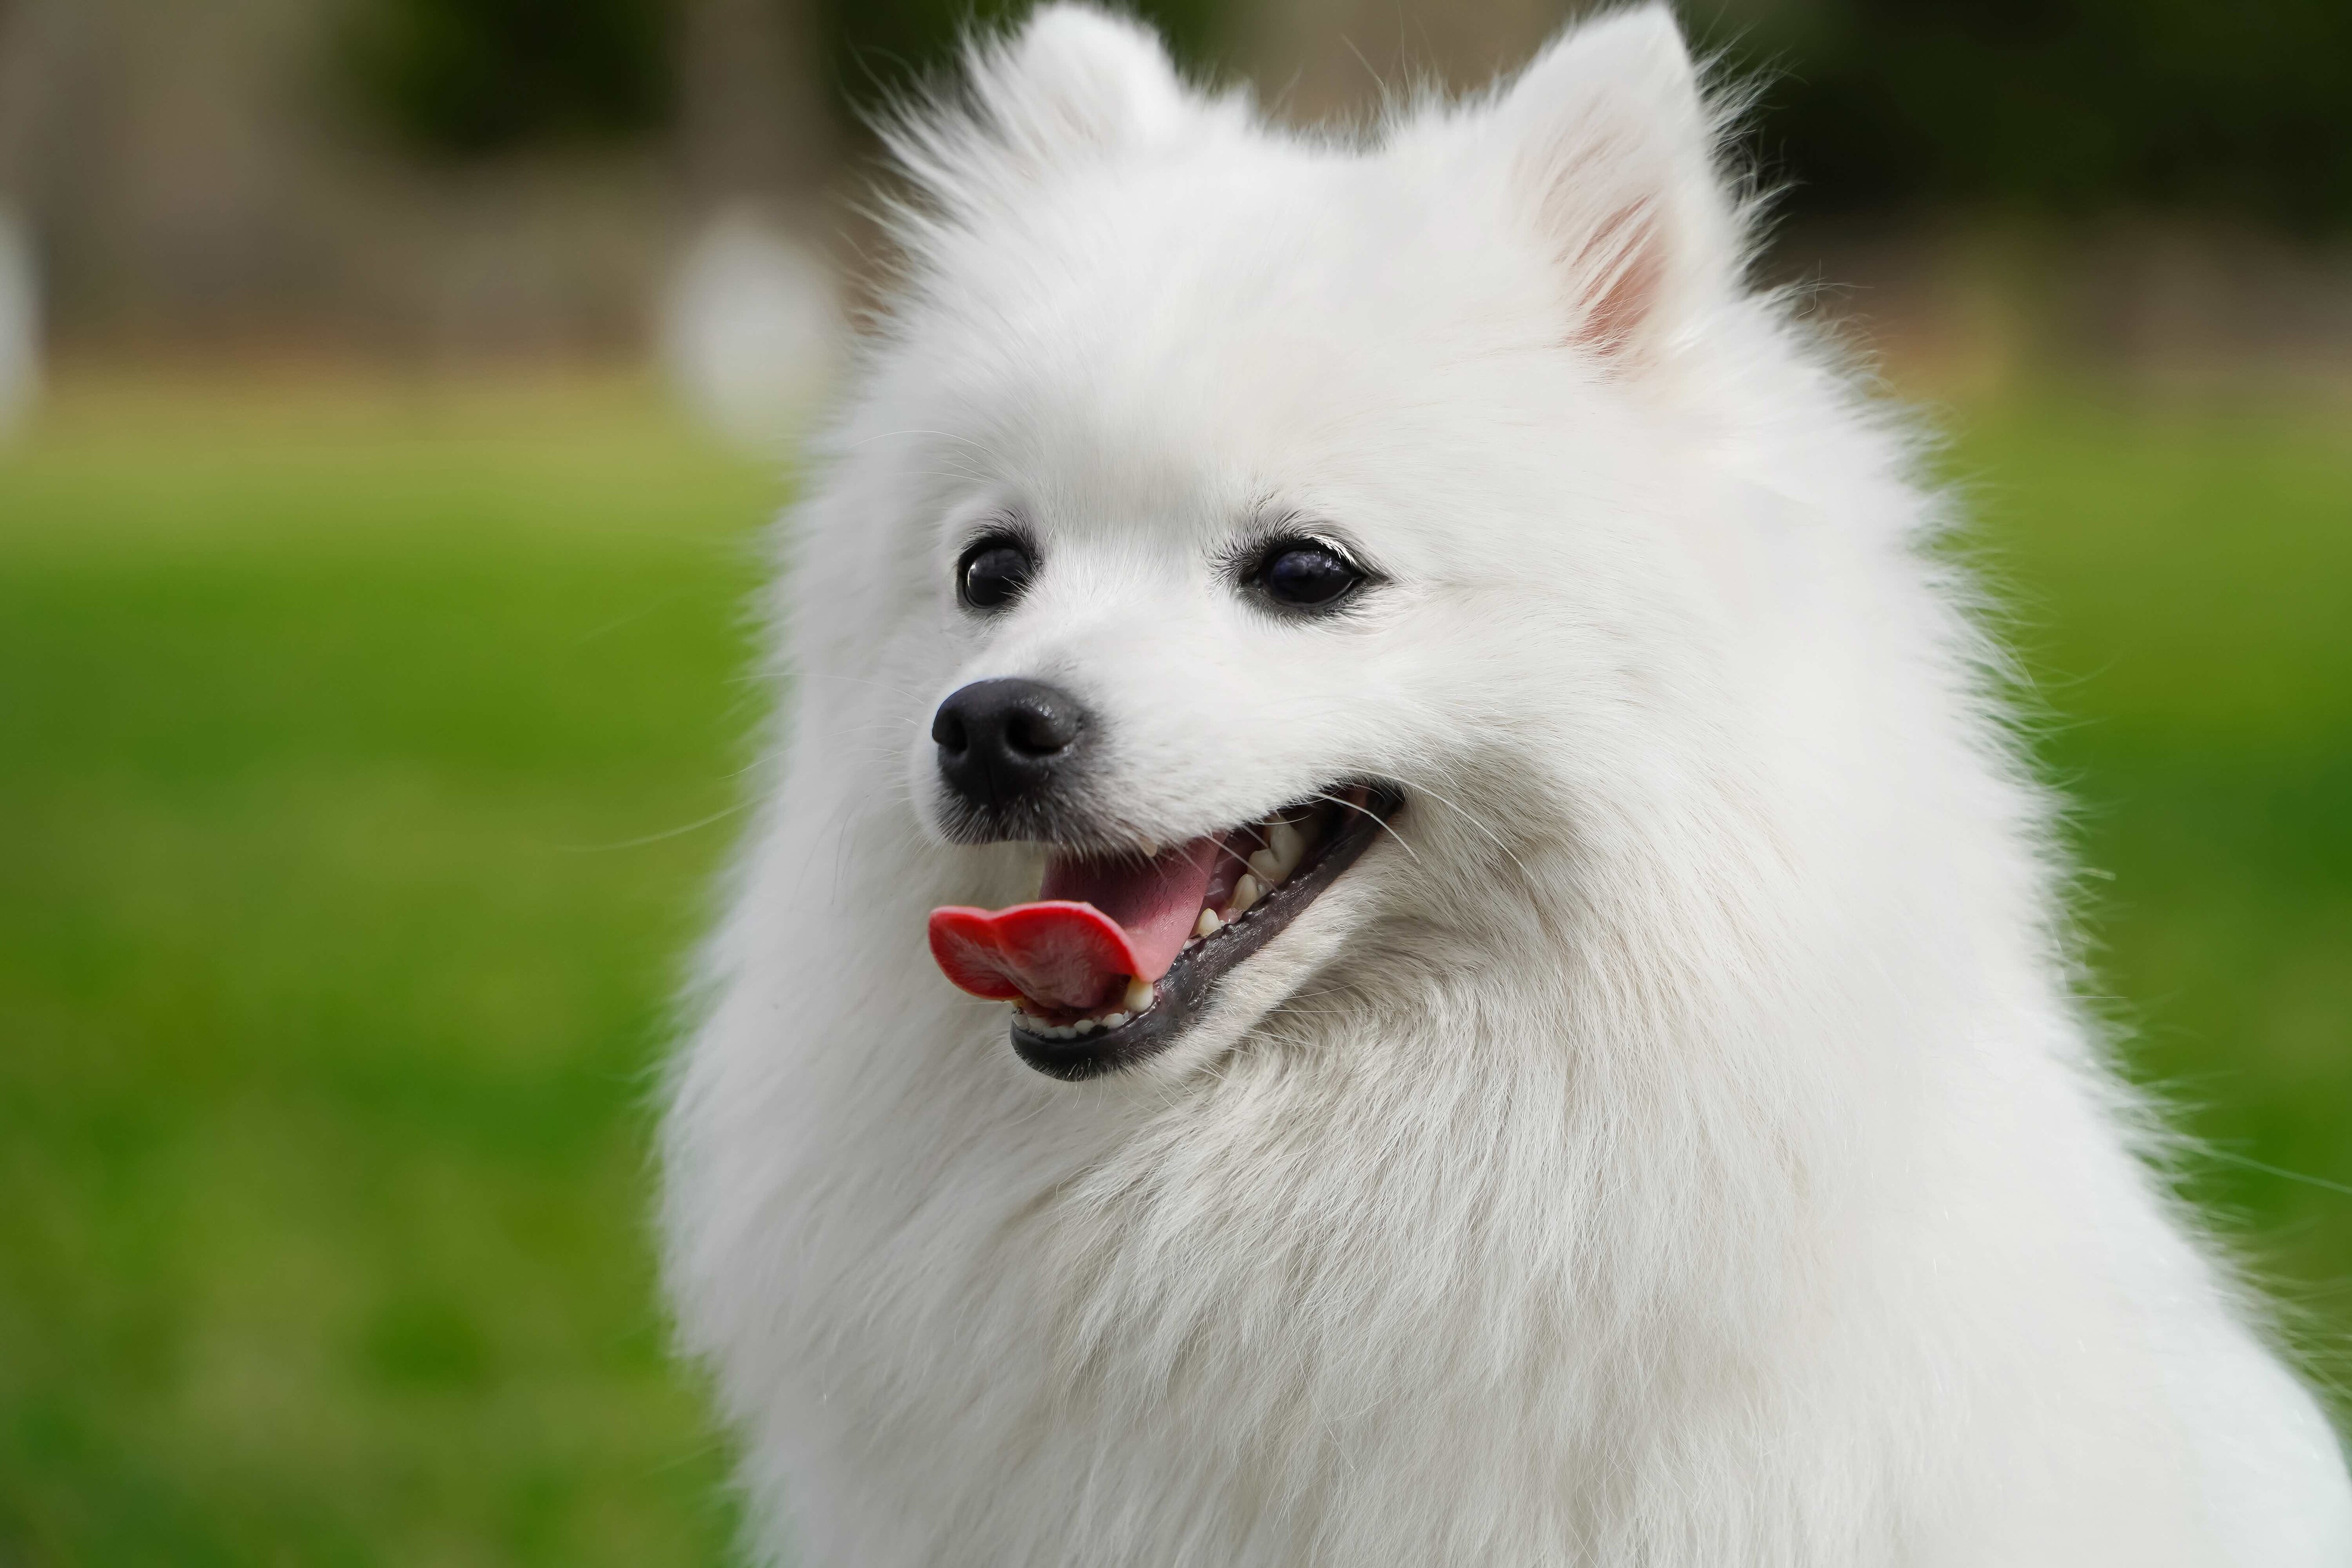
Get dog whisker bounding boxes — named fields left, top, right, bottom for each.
left=1402, top=774, right=1535, bottom=885
left=1307, top=789, right=1422, bottom=866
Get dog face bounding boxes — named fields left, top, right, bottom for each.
left=811, top=4, right=1752, bottom=1075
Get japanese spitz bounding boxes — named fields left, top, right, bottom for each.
left=660, top=6, right=2352, bottom=1563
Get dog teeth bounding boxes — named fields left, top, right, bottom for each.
left=1266, top=820, right=1306, bottom=879
left=1013, top=995, right=1140, bottom=1041
left=1241, top=817, right=1312, bottom=885
left=1001, top=801, right=1354, bottom=1054
left=1012, top=1008, right=1072, bottom=1040
left=1003, top=805, right=1352, bottom=1055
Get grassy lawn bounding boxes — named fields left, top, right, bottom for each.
left=0, top=375, right=777, bottom=1565
left=1951, top=392, right=2352, bottom=1369
left=0, top=370, right=2347, bottom=1561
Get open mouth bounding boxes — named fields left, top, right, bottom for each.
left=928, top=783, right=1405, bottom=1079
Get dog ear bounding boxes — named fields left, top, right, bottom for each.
left=970, top=5, right=1198, bottom=165
left=888, top=4, right=1201, bottom=217
left=1486, top=5, right=1738, bottom=363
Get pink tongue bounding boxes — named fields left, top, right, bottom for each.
left=928, top=839, right=1218, bottom=1012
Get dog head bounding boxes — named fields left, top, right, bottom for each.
left=798, top=4, right=1794, bottom=1078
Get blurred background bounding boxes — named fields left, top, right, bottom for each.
left=2, top=0, right=2348, bottom=1561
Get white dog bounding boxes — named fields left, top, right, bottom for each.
left=660, top=7, right=2352, bottom=1562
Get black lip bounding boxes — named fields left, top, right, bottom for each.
left=1009, top=784, right=1405, bottom=1081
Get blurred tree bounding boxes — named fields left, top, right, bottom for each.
left=346, top=0, right=679, bottom=157
left=678, top=0, right=831, bottom=204
left=1705, top=0, right=2352, bottom=229
left=335, top=0, right=2352, bottom=233
left=342, top=0, right=1222, bottom=159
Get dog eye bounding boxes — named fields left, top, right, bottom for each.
left=1250, top=538, right=1364, bottom=611
left=958, top=533, right=1035, bottom=611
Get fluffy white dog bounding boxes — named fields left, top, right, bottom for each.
left=660, top=6, right=2352, bottom=1562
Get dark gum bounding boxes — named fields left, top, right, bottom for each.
left=1009, top=785, right=1404, bottom=1081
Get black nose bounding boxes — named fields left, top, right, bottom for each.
left=932, top=678, right=1091, bottom=812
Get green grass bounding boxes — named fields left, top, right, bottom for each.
left=0, top=375, right=778, bottom=1565
left=0, top=372, right=2347, bottom=1561
left=1948, top=392, right=2352, bottom=1369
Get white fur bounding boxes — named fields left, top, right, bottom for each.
left=660, top=7, right=2352, bottom=1562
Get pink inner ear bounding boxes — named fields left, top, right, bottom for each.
left=1572, top=198, right=1667, bottom=354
